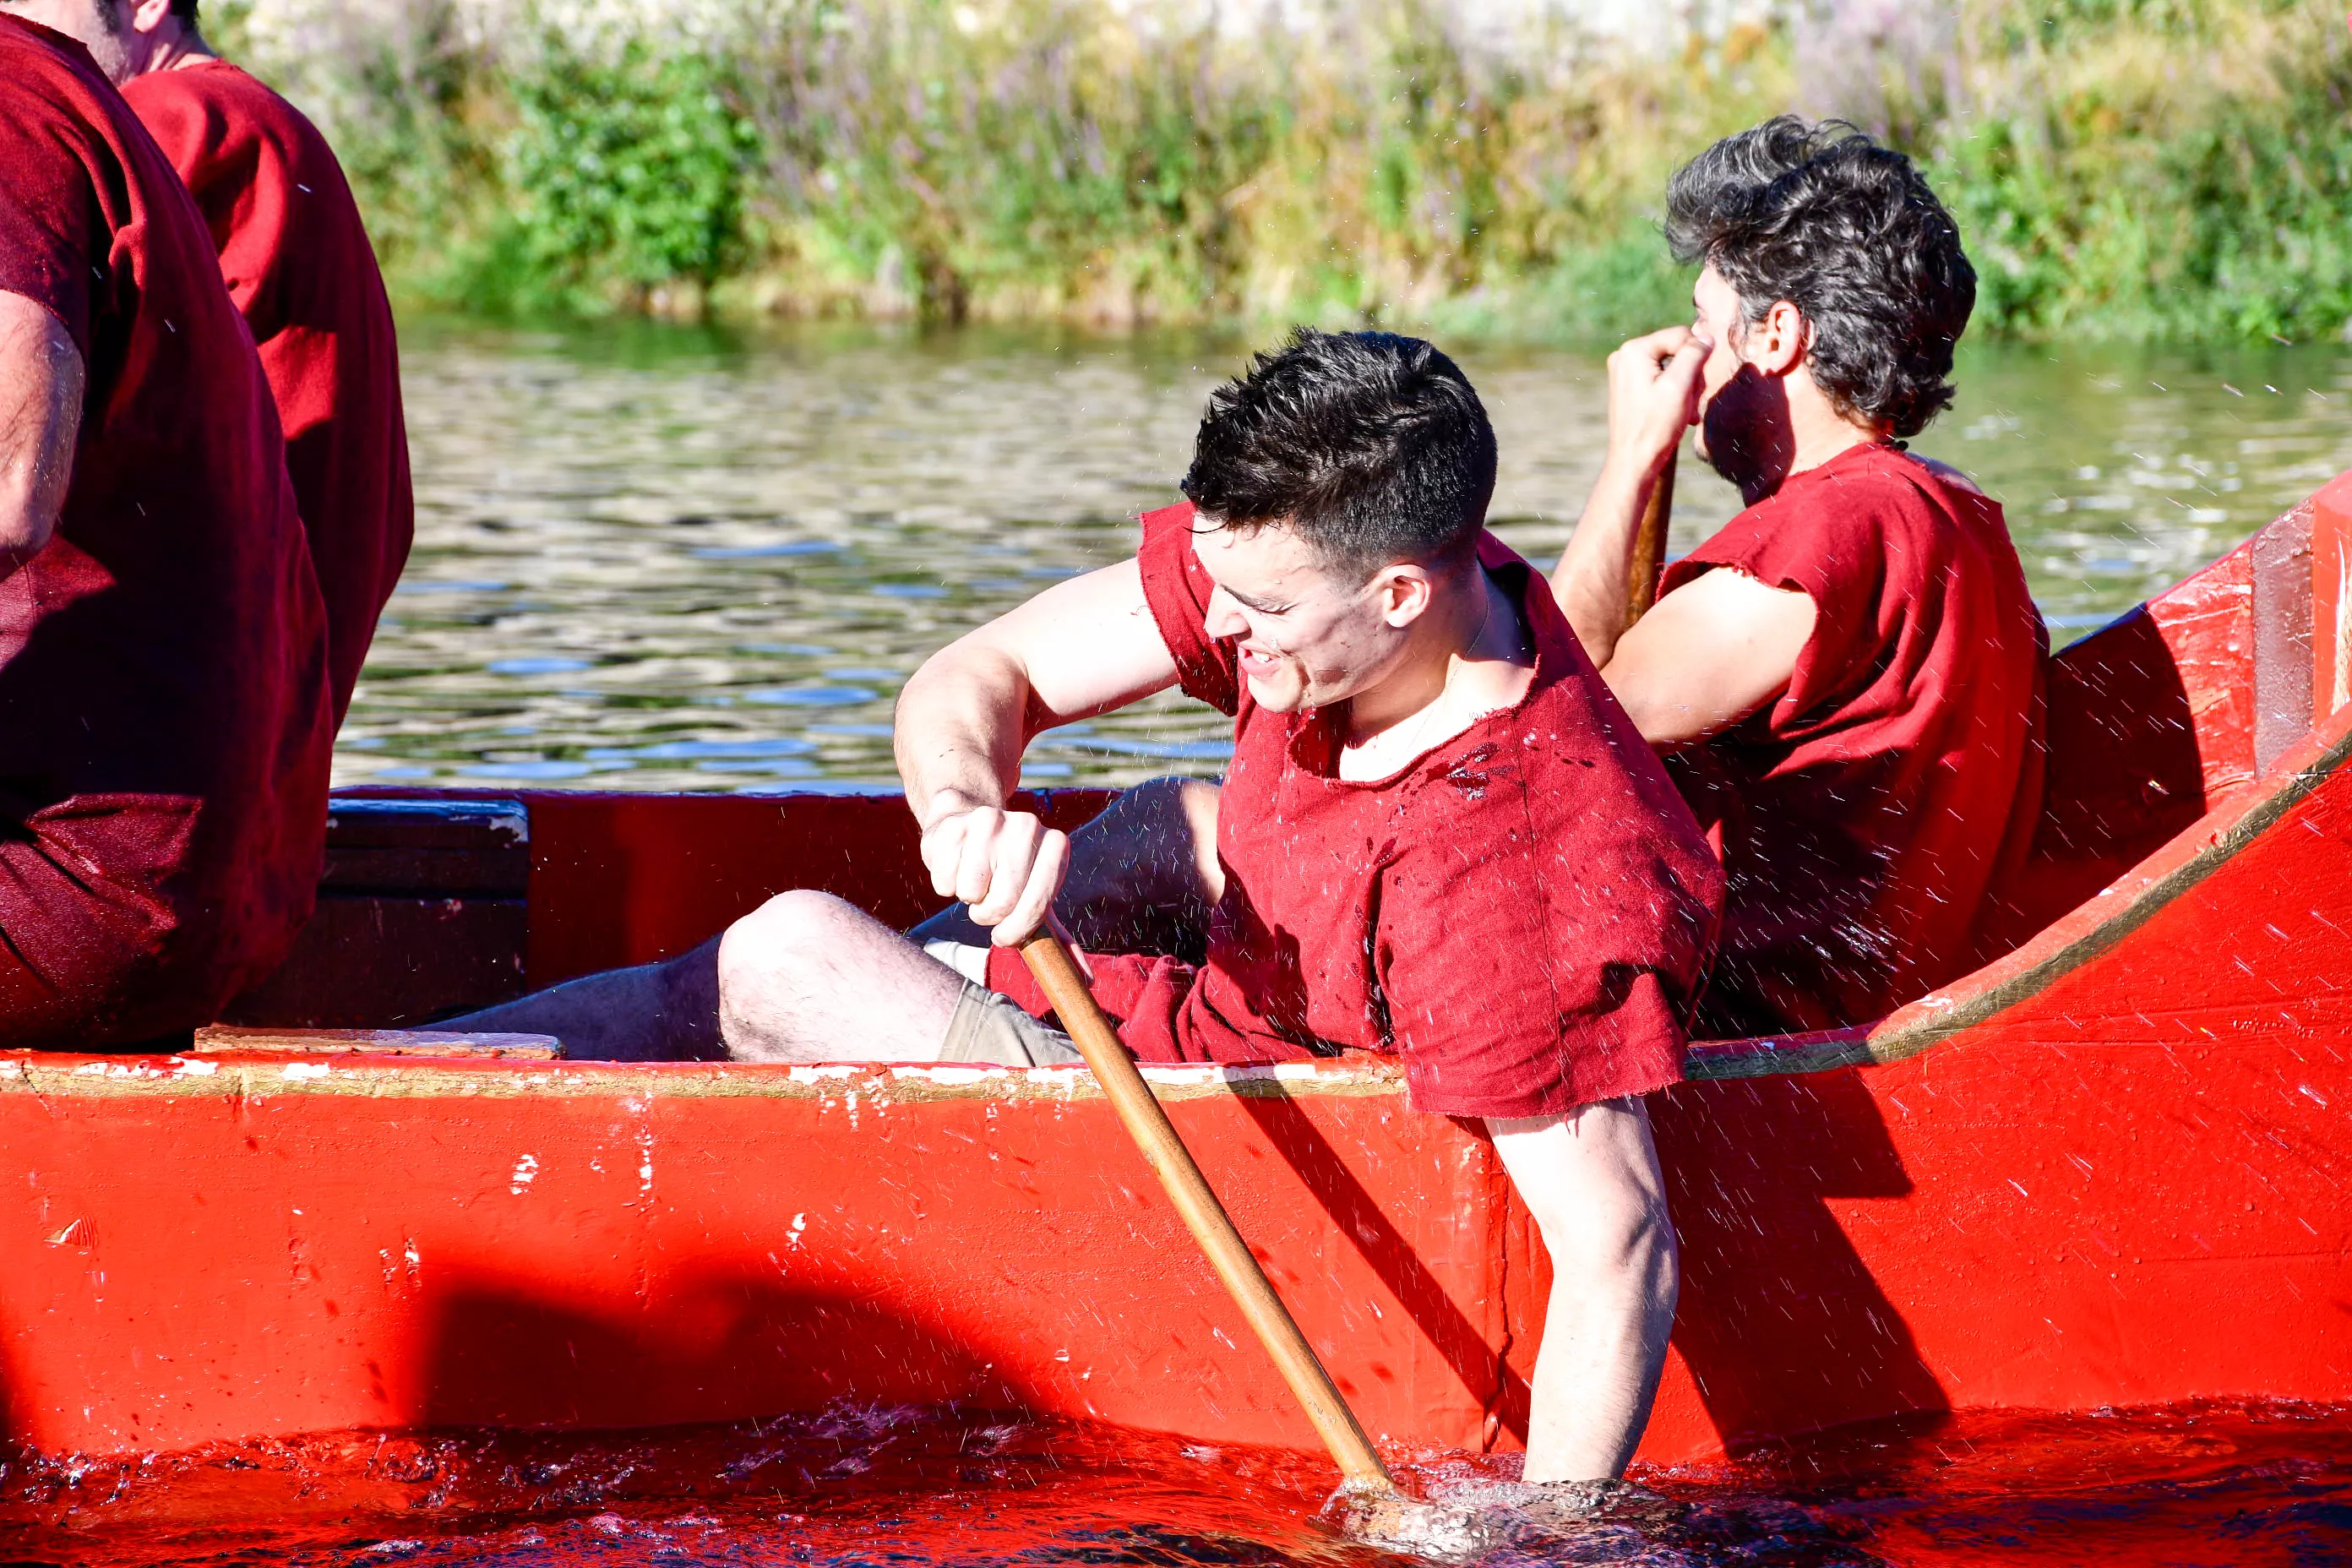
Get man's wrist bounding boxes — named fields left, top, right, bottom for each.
left=916, top=784, right=997, bottom=831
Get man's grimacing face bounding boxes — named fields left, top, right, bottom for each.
left=1190, top=520, right=1425, bottom=716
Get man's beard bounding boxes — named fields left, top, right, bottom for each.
left=82, top=0, right=136, bottom=82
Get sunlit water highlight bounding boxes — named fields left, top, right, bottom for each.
left=4, top=1401, right=2348, bottom=1565
left=344, top=322, right=2352, bottom=794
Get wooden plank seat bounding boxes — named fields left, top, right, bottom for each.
left=191, top=1026, right=560, bottom=1059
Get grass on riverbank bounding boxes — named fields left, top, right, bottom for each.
left=215, top=0, right=2352, bottom=343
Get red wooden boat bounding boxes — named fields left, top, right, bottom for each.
left=5, top=472, right=2351, bottom=1473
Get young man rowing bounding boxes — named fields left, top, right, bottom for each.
left=460, top=330, right=1723, bottom=1481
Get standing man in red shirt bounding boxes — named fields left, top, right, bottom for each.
left=14, top=0, right=411, bottom=720
left=458, top=330, right=1724, bottom=1484
left=1549, top=117, right=2045, bottom=1037
left=0, top=11, right=332, bottom=1047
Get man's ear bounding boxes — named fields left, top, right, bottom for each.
left=1376, top=564, right=1436, bottom=629
left=128, top=0, right=176, bottom=35
left=1745, top=299, right=1810, bottom=378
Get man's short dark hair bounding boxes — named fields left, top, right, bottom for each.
left=1181, top=329, right=1497, bottom=576
left=1665, top=116, right=1974, bottom=440
left=170, top=0, right=199, bottom=21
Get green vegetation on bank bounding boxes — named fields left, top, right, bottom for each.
left=214, top=0, right=2352, bottom=341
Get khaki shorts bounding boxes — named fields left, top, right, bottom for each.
left=922, top=939, right=1085, bottom=1068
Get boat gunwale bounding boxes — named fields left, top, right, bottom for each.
left=0, top=1048, right=1414, bottom=1102
left=1688, top=671, right=2352, bottom=1078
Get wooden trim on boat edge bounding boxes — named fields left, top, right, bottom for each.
left=0, top=1052, right=1416, bottom=1103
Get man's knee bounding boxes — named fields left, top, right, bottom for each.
left=718, top=889, right=865, bottom=991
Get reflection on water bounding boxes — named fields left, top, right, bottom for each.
left=346, top=322, right=2352, bottom=794
left=4, top=1401, right=2347, bottom=1566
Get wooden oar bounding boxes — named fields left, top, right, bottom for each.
left=1625, top=447, right=1677, bottom=623
left=1017, top=928, right=1396, bottom=1494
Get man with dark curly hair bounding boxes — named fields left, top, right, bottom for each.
left=1549, top=115, right=2046, bottom=1038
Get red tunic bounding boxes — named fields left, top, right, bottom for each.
left=0, top=19, right=332, bottom=1047
left=122, top=60, right=411, bottom=722
left=1657, top=442, right=2046, bottom=1037
left=988, top=502, right=1723, bottom=1119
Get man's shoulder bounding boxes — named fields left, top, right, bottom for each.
left=0, top=14, right=95, bottom=84
left=1723, top=444, right=1988, bottom=558
left=0, top=18, right=125, bottom=149
left=123, top=62, right=326, bottom=157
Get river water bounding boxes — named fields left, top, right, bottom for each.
left=342, top=323, right=2352, bottom=794
left=5, top=1400, right=2349, bottom=1565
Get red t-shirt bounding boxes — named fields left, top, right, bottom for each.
left=0, top=19, right=332, bottom=1043
left=1657, top=442, right=2046, bottom=1037
left=988, top=502, right=1723, bottom=1119
left=122, top=60, right=411, bottom=723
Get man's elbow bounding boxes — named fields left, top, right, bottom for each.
left=0, top=293, right=84, bottom=564
left=901, top=634, right=1037, bottom=728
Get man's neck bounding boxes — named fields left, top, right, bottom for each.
left=1340, top=568, right=1533, bottom=765
left=1729, top=374, right=1886, bottom=507
left=141, top=19, right=215, bottom=74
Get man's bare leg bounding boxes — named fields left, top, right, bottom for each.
left=911, top=775, right=1225, bottom=958
left=449, top=941, right=725, bottom=1060
left=449, top=891, right=966, bottom=1063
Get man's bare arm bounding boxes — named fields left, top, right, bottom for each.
left=894, top=558, right=1181, bottom=941
left=1488, top=1101, right=1679, bottom=1484
left=1551, top=328, right=1708, bottom=667
left=1599, top=567, right=1816, bottom=749
left=0, top=291, right=82, bottom=575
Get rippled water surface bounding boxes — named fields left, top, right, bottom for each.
left=341, top=323, right=2352, bottom=793
left=5, top=1402, right=2349, bottom=1566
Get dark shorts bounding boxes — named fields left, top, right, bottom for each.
left=922, top=939, right=1083, bottom=1067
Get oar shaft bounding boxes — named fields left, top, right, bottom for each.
left=1625, top=448, right=1676, bottom=623
left=1018, top=930, right=1394, bottom=1492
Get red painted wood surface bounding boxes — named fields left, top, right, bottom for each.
left=522, top=790, right=1113, bottom=985
left=2314, top=471, right=2352, bottom=725
left=4, top=480, right=2349, bottom=1469
left=0, top=1059, right=1534, bottom=1458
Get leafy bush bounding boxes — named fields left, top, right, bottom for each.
left=220, top=0, right=2352, bottom=342
left=484, top=41, right=761, bottom=313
